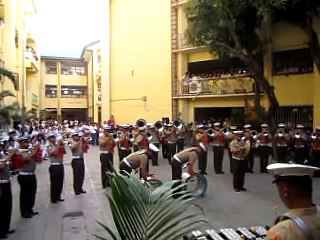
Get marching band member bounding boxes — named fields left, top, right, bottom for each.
left=243, top=124, right=255, bottom=173
left=119, top=147, right=155, bottom=180
left=311, top=126, right=320, bottom=177
left=118, top=124, right=133, bottom=162
left=0, top=151, right=15, bottom=238
left=164, top=123, right=177, bottom=164
left=148, top=124, right=160, bottom=166
left=132, top=125, right=140, bottom=152
left=257, top=123, right=272, bottom=173
left=135, top=125, right=149, bottom=150
left=226, top=125, right=237, bottom=173
left=46, top=133, right=66, bottom=203
left=171, top=144, right=205, bottom=181
left=292, top=124, right=310, bottom=164
left=99, top=125, right=115, bottom=188
left=17, top=135, right=41, bottom=218
left=69, top=131, right=86, bottom=195
left=212, top=122, right=225, bottom=174
left=160, top=123, right=169, bottom=160
left=195, top=124, right=208, bottom=174
left=229, top=130, right=250, bottom=192
left=266, top=163, right=320, bottom=240
left=275, top=123, right=290, bottom=163
left=176, top=124, right=186, bottom=153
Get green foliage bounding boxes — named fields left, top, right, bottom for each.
left=95, top=171, right=207, bottom=240
left=0, top=67, right=18, bottom=90
left=186, top=0, right=286, bottom=59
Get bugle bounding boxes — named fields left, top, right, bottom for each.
left=155, top=121, right=164, bottom=132
left=136, top=119, right=146, bottom=128
left=173, top=119, right=183, bottom=130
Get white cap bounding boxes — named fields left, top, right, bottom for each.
left=47, top=132, right=56, bottom=138
left=296, top=124, right=304, bottom=129
left=261, top=123, right=268, bottom=128
left=103, top=125, right=111, bottom=130
left=278, top=123, right=286, bottom=128
left=243, top=124, right=251, bottom=129
left=197, top=124, right=204, bottom=129
left=71, top=131, right=80, bottom=137
left=213, top=122, right=221, bottom=127
left=267, top=163, right=319, bottom=182
left=234, top=130, right=244, bottom=135
left=149, top=143, right=159, bottom=152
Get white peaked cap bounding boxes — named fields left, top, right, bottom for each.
left=267, top=163, right=319, bottom=177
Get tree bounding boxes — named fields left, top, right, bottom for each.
left=95, top=171, right=207, bottom=240
left=273, top=0, right=320, bottom=72
left=185, top=0, right=291, bottom=159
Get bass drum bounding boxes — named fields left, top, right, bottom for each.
left=183, top=173, right=208, bottom=197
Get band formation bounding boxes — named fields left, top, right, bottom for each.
left=0, top=118, right=320, bottom=239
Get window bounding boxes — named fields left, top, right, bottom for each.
left=273, top=48, right=313, bottom=75
left=45, top=62, right=57, bottom=74
left=61, top=86, right=88, bottom=98
left=45, top=85, right=57, bottom=98
left=61, top=62, right=86, bottom=75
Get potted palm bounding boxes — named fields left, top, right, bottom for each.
left=95, top=171, right=207, bottom=240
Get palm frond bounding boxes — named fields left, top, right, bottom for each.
left=0, top=67, right=18, bottom=90
left=0, top=90, right=15, bottom=101
left=96, top=171, right=207, bottom=240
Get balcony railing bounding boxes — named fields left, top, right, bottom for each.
left=25, top=48, right=39, bottom=72
left=177, top=74, right=258, bottom=97
left=171, top=0, right=189, bottom=7
left=173, top=33, right=205, bottom=51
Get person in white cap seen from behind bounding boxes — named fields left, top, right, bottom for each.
left=266, top=163, right=320, bottom=240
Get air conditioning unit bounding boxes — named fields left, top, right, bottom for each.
left=189, top=80, right=202, bottom=94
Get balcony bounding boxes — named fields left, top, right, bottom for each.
left=173, top=33, right=205, bottom=52
left=174, top=73, right=260, bottom=99
left=171, top=0, right=189, bottom=7
left=25, top=47, right=39, bottom=72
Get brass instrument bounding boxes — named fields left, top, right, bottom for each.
left=173, top=119, right=183, bottom=130
left=207, top=128, right=214, bottom=137
left=311, top=132, right=320, bottom=140
left=250, top=130, right=258, bottom=139
left=112, top=133, right=119, bottom=142
left=155, top=121, right=164, bottom=132
left=136, top=119, right=147, bottom=128
left=276, top=129, right=284, bottom=137
left=146, top=132, right=153, bottom=141
left=128, top=133, right=135, bottom=142
left=294, top=130, right=301, bottom=139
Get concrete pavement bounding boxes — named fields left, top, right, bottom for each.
left=7, top=145, right=320, bottom=239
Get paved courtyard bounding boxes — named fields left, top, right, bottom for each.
left=7, top=145, right=320, bottom=239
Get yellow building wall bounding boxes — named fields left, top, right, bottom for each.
left=110, top=0, right=172, bottom=124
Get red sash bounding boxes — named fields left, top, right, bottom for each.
left=11, top=153, right=24, bottom=170
left=35, top=148, right=43, bottom=163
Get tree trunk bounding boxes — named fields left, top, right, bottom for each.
left=304, top=24, right=320, bottom=73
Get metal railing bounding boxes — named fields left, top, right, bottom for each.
left=178, top=75, right=256, bottom=96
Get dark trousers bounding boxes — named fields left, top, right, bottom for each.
left=213, top=146, right=224, bottom=173
left=162, top=143, right=168, bottom=159
left=17, top=174, right=37, bottom=216
left=312, top=150, right=320, bottom=177
left=247, top=148, right=254, bottom=172
left=171, top=158, right=182, bottom=180
left=198, top=150, right=207, bottom=173
left=294, top=147, right=309, bottom=164
left=232, top=159, right=247, bottom=189
left=49, top=165, right=64, bottom=202
left=0, top=182, right=12, bottom=235
left=100, top=153, right=113, bottom=188
left=133, top=144, right=139, bottom=152
left=277, top=146, right=288, bottom=163
left=228, top=149, right=233, bottom=173
left=119, top=149, right=132, bottom=162
left=258, top=146, right=271, bottom=173
left=167, top=143, right=177, bottom=164
left=119, top=161, right=132, bottom=175
left=71, top=158, right=85, bottom=193
left=91, top=133, right=98, bottom=145
left=176, top=138, right=184, bottom=153
left=151, top=143, right=160, bottom=165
